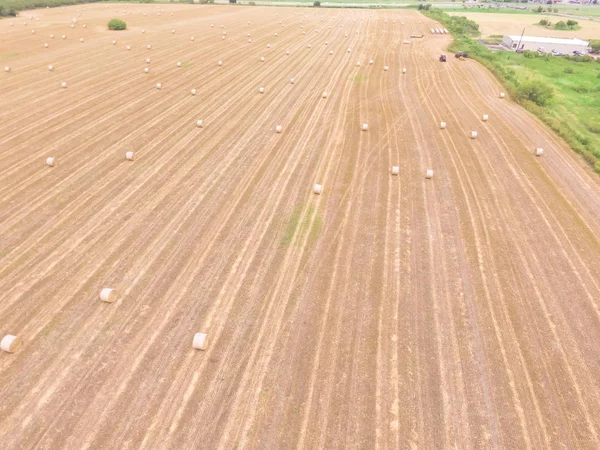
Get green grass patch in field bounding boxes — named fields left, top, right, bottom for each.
left=422, top=7, right=600, bottom=174
left=0, top=52, right=20, bottom=61
left=181, top=61, right=194, bottom=68
left=349, top=74, right=369, bottom=83
left=282, top=203, right=322, bottom=247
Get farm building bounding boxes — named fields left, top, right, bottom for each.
left=501, top=35, right=590, bottom=53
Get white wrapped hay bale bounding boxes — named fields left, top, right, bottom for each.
left=499, top=92, right=505, bottom=98
left=482, top=114, right=489, bottom=122
left=48, top=65, right=53, bottom=71
left=191, top=89, right=197, bottom=95
left=50, top=34, right=54, bottom=38
left=218, top=60, right=223, bottom=66
left=329, top=50, right=333, bottom=55
left=193, top=333, right=208, bottom=350
left=80, top=38, right=84, bottom=43
left=156, top=82, right=162, bottom=89
left=112, top=40, right=117, bottom=45
left=290, top=78, right=295, bottom=84
left=62, top=34, right=66, bottom=39
left=1, top=335, right=22, bottom=353
left=146, top=58, right=151, bottom=64
left=402, top=68, right=406, bottom=74
left=259, top=87, right=265, bottom=94
left=356, top=61, right=360, bottom=66
left=384, top=66, right=389, bottom=71
left=100, top=288, right=118, bottom=303
left=125, top=152, right=135, bottom=161
left=126, top=45, right=131, bottom=50
left=322, top=92, right=327, bottom=98
left=196, top=120, right=204, bottom=128
left=313, top=184, right=322, bottom=195
left=190, top=36, right=195, bottom=41
left=144, top=67, right=149, bottom=73
left=146, top=44, right=151, bottom=49
left=535, top=148, right=544, bottom=156
left=391, top=166, right=399, bottom=175
left=275, top=125, right=282, bottom=133
left=470, top=131, right=478, bottom=139
left=44, top=43, right=49, bottom=48
left=369, top=59, right=374, bottom=65
left=260, top=56, right=265, bottom=62
left=425, top=169, right=433, bottom=179
left=4, top=66, right=10, bottom=72
left=440, top=122, right=446, bottom=129
left=45, top=157, right=56, bottom=167
left=176, top=62, right=181, bottom=67
left=61, top=81, right=67, bottom=88
left=362, top=123, right=368, bottom=131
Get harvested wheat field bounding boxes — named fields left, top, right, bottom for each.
left=1, top=3, right=600, bottom=449
left=447, top=11, right=600, bottom=40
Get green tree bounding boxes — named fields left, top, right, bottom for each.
left=517, top=81, right=554, bottom=106
left=107, top=19, right=127, bottom=31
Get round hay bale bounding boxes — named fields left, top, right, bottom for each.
left=125, top=151, right=135, bottom=161
left=45, top=157, right=56, bottom=167
left=61, top=81, right=67, bottom=88
left=44, top=43, right=49, bottom=48
left=356, top=61, right=360, bottom=66
left=260, top=56, right=265, bottom=62
left=62, top=34, right=66, bottom=39
left=470, top=131, right=478, bottom=139
left=499, top=92, right=505, bottom=98
left=4, top=66, right=11, bottom=74
left=218, top=60, right=223, bottom=66
left=100, top=287, right=117, bottom=303
left=425, top=169, right=433, bottom=179
left=286, top=50, right=290, bottom=55
left=362, top=123, right=368, bottom=131
left=191, top=89, right=197, bottom=95
left=482, top=114, right=489, bottom=122
left=275, top=125, right=282, bottom=133
left=222, top=36, right=225, bottom=40
left=126, top=45, right=131, bottom=50
left=391, top=166, right=399, bottom=175
left=193, top=333, right=208, bottom=350
left=171, top=29, right=175, bottom=34
left=50, top=34, right=54, bottom=38
left=176, top=62, right=181, bottom=67
left=32, top=29, right=35, bottom=34
left=267, top=44, right=271, bottom=48
left=369, top=59, right=374, bottom=65
left=146, top=44, right=151, bottom=49
left=329, top=50, right=333, bottom=55
left=196, top=119, right=203, bottom=127
left=440, top=122, right=446, bottom=129
left=347, top=48, right=351, bottom=53
left=146, top=58, right=151, bottom=64
left=322, top=92, right=327, bottom=98
left=142, top=29, right=145, bottom=33
left=144, top=67, right=149, bottom=73
left=290, top=78, right=295, bottom=84
left=48, top=65, right=53, bottom=71
left=1, top=335, right=22, bottom=353
left=259, top=87, right=265, bottom=94
left=156, top=82, right=161, bottom=89
left=307, top=44, right=311, bottom=48
left=383, top=66, right=389, bottom=71
left=313, top=184, right=322, bottom=195
left=80, top=38, right=84, bottom=43
left=190, top=36, right=195, bottom=41
left=112, top=40, right=117, bottom=45
left=535, top=148, right=544, bottom=156
left=402, top=68, right=406, bottom=74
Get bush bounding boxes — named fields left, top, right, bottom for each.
left=229, top=0, right=236, bottom=3
left=313, top=0, right=320, bottom=5
left=536, top=6, right=543, bottom=12
left=516, top=81, right=554, bottom=106
left=538, top=18, right=548, bottom=26
left=566, top=19, right=578, bottom=27
left=523, top=50, right=538, bottom=59
left=108, top=19, right=126, bottom=31
left=590, top=40, right=600, bottom=53
left=554, top=21, right=568, bottom=30
left=418, top=4, right=431, bottom=10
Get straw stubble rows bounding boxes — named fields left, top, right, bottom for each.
left=1, top=4, right=600, bottom=449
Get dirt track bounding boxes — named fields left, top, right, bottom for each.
left=1, top=4, right=600, bottom=449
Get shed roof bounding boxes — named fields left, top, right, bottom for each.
left=505, top=35, right=589, bottom=46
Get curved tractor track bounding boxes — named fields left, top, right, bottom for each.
left=1, top=4, right=600, bottom=449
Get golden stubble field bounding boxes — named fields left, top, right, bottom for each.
left=1, top=3, right=600, bottom=449
left=448, top=11, right=600, bottom=39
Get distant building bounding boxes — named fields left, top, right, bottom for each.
left=501, top=35, right=590, bottom=53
